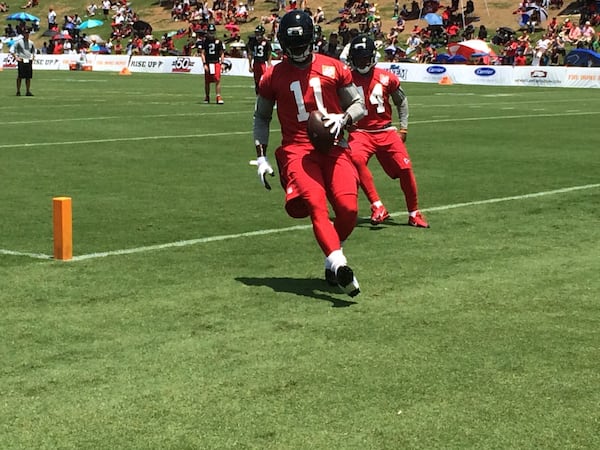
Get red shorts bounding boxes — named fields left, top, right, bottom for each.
left=275, top=145, right=359, bottom=219
left=204, top=62, right=221, bottom=83
left=253, top=62, right=267, bottom=86
left=349, top=129, right=412, bottom=179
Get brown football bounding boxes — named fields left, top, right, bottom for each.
left=307, top=110, right=335, bottom=153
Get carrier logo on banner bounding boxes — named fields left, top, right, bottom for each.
left=474, top=67, right=496, bottom=77
left=426, top=66, right=447, bottom=75
left=171, top=57, right=194, bottom=73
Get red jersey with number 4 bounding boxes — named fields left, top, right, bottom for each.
left=351, top=67, right=400, bottom=130
left=258, top=54, right=353, bottom=149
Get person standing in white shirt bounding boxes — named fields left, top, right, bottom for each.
left=48, top=8, right=57, bottom=28
left=11, top=28, right=36, bottom=96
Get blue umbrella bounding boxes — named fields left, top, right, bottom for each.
left=448, top=55, right=467, bottom=63
left=7, top=12, right=40, bottom=21
left=3, top=37, right=21, bottom=48
left=422, top=13, right=443, bottom=26
left=78, top=19, right=104, bottom=30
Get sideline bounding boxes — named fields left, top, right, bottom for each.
left=2, top=183, right=598, bottom=262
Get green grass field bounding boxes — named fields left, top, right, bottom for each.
left=1, top=70, right=599, bottom=449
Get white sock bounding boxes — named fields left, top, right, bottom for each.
left=409, top=210, right=418, bottom=218
left=372, top=200, right=383, bottom=208
left=326, top=249, right=347, bottom=275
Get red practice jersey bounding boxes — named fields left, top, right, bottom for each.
left=351, top=67, right=400, bottom=130
left=258, top=54, right=353, bottom=150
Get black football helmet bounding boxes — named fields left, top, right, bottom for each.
left=314, top=24, right=322, bottom=38
left=207, top=23, right=216, bottom=36
left=255, top=25, right=265, bottom=36
left=277, top=11, right=314, bottom=64
left=349, top=35, right=377, bottom=74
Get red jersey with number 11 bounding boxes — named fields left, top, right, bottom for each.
left=258, top=54, right=353, bottom=149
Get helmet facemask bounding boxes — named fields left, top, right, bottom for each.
left=277, top=12, right=314, bottom=66
left=285, top=41, right=313, bottom=64
left=349, top=36, right=377, bottom=74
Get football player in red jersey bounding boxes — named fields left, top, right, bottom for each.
left=247, top=25, right=272, bottom=94
left=200, top=23, right=225, bottom=104
left=347, top=35, right=429, bottom=228
left=250, top=11, right=366, bottom=297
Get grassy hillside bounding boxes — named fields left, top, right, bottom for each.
left=3, top=0, right=579, bottom=51
left=3, top=0, right=558, bottom=47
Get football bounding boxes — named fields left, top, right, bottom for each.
left=307, top=110, right=335, bottom=153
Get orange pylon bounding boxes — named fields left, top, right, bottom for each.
left=439, top=75, right=453, bottom=85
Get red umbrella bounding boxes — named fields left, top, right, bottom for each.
left=447, top=39, right=497, bottom=64
left=224, top=23, right=240, bottom=33
left=53, top=33, right=73, bottom=40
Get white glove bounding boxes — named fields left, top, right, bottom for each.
left=249, top=156, right=275, bottom=190
left=323, top=113, right=349, bottom=139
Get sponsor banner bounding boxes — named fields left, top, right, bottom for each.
left=384, top=62, right=437, bottom=83
left=1, top=53, right=73, bottom=70
left=562, top=68, right=600, bottom=88
left=88, top=54, right=130, bottom=71
left=380, top=63, right=514, bottom=85
left=126, top=56, right=252, bottom=75
left=1, top=53, right=598, bottom=88
left=379, top=62, right=597, bottom=88
left=128, top=56, right=170, bottom=73
left=32, top=55, right=70, bottom=70
left=2, top=52, right=17, bottom=69
left=512, top=66, right=566, bottom=87
left=459, top=65, right=514, bottom=86
left=168, top=56, right=201, bottom=74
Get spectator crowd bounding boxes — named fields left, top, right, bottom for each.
left=2, top=0, right=598, bottom=65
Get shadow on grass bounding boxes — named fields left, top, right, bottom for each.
left=236, top=277, right=357, bottom=308
left=355, top=216, right=406, bottom=228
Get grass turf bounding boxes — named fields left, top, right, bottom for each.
left=1, top=70, right=599, bottom=449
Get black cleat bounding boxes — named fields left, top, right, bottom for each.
left=325, top=268, right=337, bottom=286
left=336, top=266, right=360, bottom=297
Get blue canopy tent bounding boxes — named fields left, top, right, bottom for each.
left=565, top=49, right=600, bottom=67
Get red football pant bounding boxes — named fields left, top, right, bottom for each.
left=350, top=129, right=419, bottom=213
left=275, top=146, right=359, bottom=256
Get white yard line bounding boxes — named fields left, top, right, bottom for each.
left=2, top=183, right=598, bottom=262
left=1, top=111, right=598, bottom=149
left=0, top=110, right=245, bottom=126
left=0, top=130, right=250, bottom=149
left=409, top=110, right=599, bottom=125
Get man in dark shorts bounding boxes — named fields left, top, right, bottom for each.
left=12, top=28, right=36, bottom=96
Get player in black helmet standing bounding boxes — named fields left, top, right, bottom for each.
left=200, top=23, right=225, bottom=104
left=247, top=25, right=272, bottom=94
